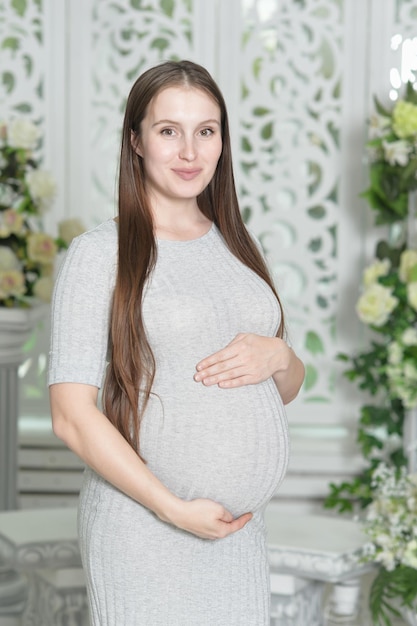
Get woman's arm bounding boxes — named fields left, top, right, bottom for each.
left=194, top=333, right=305, bottom=404
left=50, top=382, right=252, bottom=538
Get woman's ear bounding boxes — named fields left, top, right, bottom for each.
left=131, top=130, right=142, bottom=157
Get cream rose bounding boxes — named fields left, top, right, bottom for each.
left=58, top=218, right=85, bottom=246
left=27, top=233, right=57, bottom=264
left=8, top=118, right=40, bottom=150
left=0, top=209, right=24, bottom=238
left=356, top=283, right=399, bottom=326
left=33, top=276, right=54, bottom=302
left=363, top=258, right=391, bottom=287
left=407, top=282, right=417, bottom=311
left=0, top=246, right=20, bottom=270
left=0, top=269, right=25, bottom=300
left=399, top=249, right=417, bottom=283
left=402, top=328, right=417, bottom=346
left=26, top=170, right=56, bottom=209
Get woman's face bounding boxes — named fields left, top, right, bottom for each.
left=133, top=86, right=223, bottom=210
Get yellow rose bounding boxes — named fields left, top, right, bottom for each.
left=0, top=269, right=25, bottom=299
left=363, top=258, right=391, bottom=287
left=33, top=276, right=54, bottom=302
left=0, top=246, right=20, bottom=270
left=356, top=283, right=398, bottom=326
left=392, top=100, right=417, bottom=138
left=58, top=218, right=85, bottom=246
left=0, top=209, right=25, bottom=238
left=27, top=233, right=57, bottom=264
left=408, top=282, right=417, bottom=311
left=400, top=250, right=417, bottom=283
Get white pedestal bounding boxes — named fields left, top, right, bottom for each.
left=265, top=509, right=374, bottom=625
left=0, top=305, right=47, bottom=511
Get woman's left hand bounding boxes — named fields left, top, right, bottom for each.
left=194, top=333, right=290, bottom=389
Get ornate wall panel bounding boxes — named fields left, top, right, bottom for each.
left=0, top=0, right=45, bottom=125
left=234, top=0, right=344, bottom=410
left=84, top=0, right=195, bottom=224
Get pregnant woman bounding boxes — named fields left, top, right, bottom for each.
left=48, top=60, right=305, bottom=626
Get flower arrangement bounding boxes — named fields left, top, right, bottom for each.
left=362, top=81, right=417, bottom=225
left=0, top=118, right=85, bottom=307
left=325, top=83, right=417, bottom=513
left=361, top=464, right=417, bottom=625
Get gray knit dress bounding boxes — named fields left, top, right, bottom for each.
left=48, top=219, right=289, bottom=626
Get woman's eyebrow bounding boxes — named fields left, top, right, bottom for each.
left=152, top=118, right=221, bottom=127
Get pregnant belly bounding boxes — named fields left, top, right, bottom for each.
left=139, top=380, right=289, bottom=517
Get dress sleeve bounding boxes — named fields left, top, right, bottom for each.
left=48, top=232, right=116, bottom=388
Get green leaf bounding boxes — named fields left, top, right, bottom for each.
left=150, top=37, right=169, bottom=52
left=305, top=330, right=325, bottom=355
left=409, top=264, right=417, bottom=282
left=261, top=121, right=273, bottom=140
left=373, top=95, right=391, bottom=118
left=12, top=0, right=27, bottom=16
left=241, top=137, right=252, bottom=153
left=2, top=72, right=15, bottom=93
left=303, top=363, right=318, bottom=391
left=160, top=0, right=174, bottom=17
left=2, top=37, right=19, bottom=52
left=253, top=106, right=270, bottom=116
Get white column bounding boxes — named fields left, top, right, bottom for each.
left=0, top=306, right=47, bottom=511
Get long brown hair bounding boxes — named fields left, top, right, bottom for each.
left=103, top=60, right=284, bottom=455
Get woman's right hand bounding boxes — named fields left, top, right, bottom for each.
left=165, top=498, right=253, bottom=540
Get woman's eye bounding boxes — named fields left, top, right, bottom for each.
left=161, top=128, right=176, bottom=136
left=200, top=128, right=214, bottom=137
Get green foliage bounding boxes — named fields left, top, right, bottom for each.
left=370, top=566, right=417, bottom=625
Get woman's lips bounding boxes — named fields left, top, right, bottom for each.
left=172, top=168, right=202, bottom=180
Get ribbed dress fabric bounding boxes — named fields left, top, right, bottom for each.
left=48, top=219, right=289, bottom=626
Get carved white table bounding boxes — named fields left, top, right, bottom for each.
left=265, top=507, right=374, bottom=625
left=0, top=506, right=373, bottom=626
left=0, top=507, right=87, bottom=626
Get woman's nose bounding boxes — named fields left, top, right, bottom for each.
left=179, top=135, right=196, bottom=161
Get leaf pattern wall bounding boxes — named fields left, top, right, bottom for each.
left=234, top=0, right=343, bottom=404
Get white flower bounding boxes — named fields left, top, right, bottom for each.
left=0, top=209, right=25, bottom=238
left=388, top=341, right=403, bottom=365
left=0, top=246, right=20, bottom=270
left=382, top=139, right=411, bottom=166
left=33, top=276, right=54, bottom=302
left=402, top=328, right=417, bottom=346
left=0, top=269, right=25, bottom=299
left=363, top=258, right=391, bottom=287
left=356, top=283, right=399, bottom=326
left=58, top=218, right=85, bottom=246
left=27, top=233, right=57, bottom=264
left=8, top=118, right=40, bottom=150
left=26, top=170, right=56, bottom=210
left=369, top=113, right=391, bottom=139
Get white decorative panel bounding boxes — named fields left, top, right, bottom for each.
left=232, top=0, right=344, bottom=408
left=68, top=0, right=196, bottom=226
left=0, top=0, right=45, bottom=125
